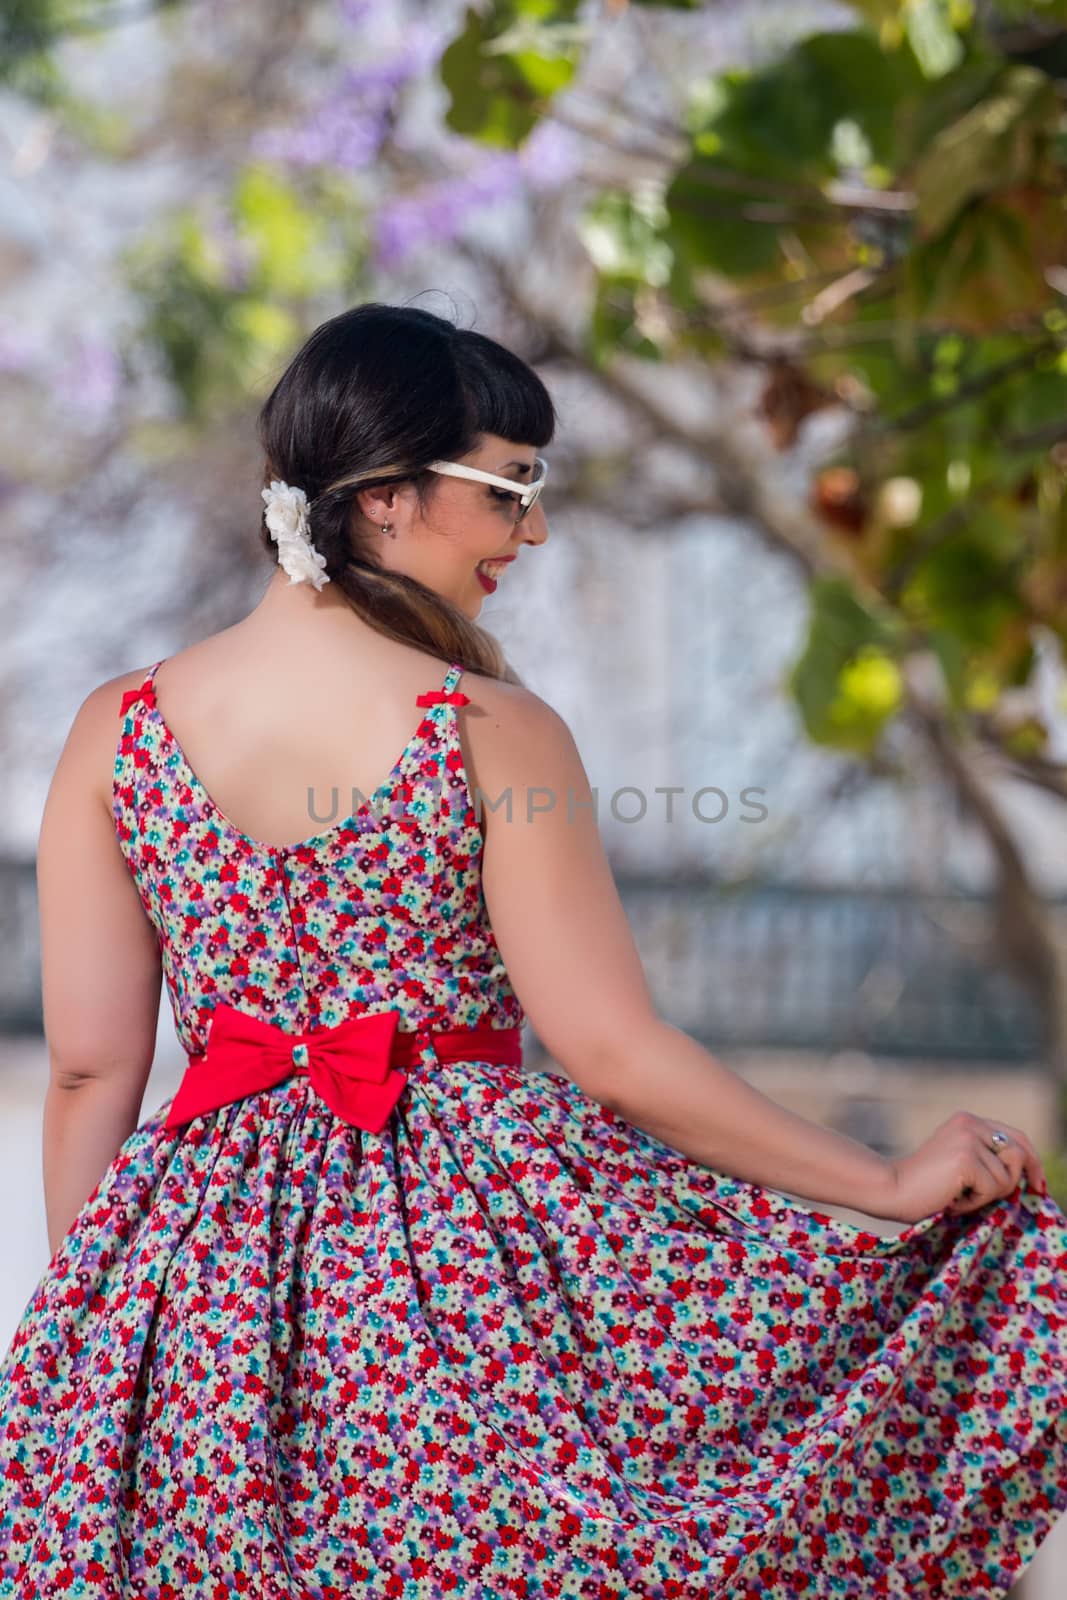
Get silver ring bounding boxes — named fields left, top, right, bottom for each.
left=989, top=1130, right=1009, bottom=1151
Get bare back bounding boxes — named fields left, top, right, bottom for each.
left=58, top=613, right=658, bottom=1103
left=103, top=625, right=504, bottom=854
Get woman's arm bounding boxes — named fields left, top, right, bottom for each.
left=471, top=686, right=895, bottom=1217
left=36, top=675, right=163, bottom=1258
left=584, top=1017, right=892, bottom=1212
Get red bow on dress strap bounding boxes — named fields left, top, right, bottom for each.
left=415, top=690, right=470, bottom=707
left=120, top=684, right=156, bottom=716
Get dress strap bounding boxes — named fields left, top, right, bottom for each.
left=124, top=659, right=465, bottom=721
left=118, top=658, right=166, bottom=719
left=414, top=661, right=468, bottom=708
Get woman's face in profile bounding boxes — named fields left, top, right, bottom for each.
left=370, top=433, right=550, bottom=617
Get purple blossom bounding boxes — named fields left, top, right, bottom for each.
left=57, top=337, right=123, bottom=425
left=253, top=98, right=392, bottom=172
left=205, top=208, right=256, bottom=292
left=517, top=120, right=584, bottom=191
left=254, top=20, right=450, bottom=173
left=372, top=151, right=523, bottom=268
left=0, top=329, right=44, bottom=373
left=338, top=0, right=385, bottom=25
left=371, top=119, right=583, bottom=268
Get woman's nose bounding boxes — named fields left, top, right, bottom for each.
left=519, top=503, right=548, bottom=545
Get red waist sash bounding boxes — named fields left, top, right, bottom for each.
left=164, top=1002, right=523, bottom=1133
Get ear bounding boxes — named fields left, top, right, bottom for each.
left=355, top=483, right=406, bottom=526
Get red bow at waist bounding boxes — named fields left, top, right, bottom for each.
left=164, top=1002, right=522, bottom=1133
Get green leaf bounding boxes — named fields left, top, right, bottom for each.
left=928, top=626, right=971, bottom=709
left=904, top=0, right=966, bottom=80
left=984, top=0, right=1067, bottom=26
left=789, top=578, right=904, bottom=753
left=0, top=0, right=182, bottom=97
left=586, top=279, right=671, bottom=366
left=838, top=0, right=903, bottom=26
left=688, top=31, right=917, bottom=178
left=665, top=157, right=786, bottom=278
left=578, top=189, right=673, bottom=285
left=440, top=1, right=582, bottom=148
left=233, top=166, right=342, bottom=297
left=122, top=169, right=348, bottom=421
left=995, top=361, right=1067, bottom=465
left=898, top=515, right=1023, bottom=646
left=895, top=56, right=1007, bottom=169
left=912, top=65, right=1059, bottom=236
left=667, top=29, right=922, bottom=280
left=902, top=198, right=1058, bottom=330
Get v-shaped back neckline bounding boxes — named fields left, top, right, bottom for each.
left=137, top=656, right=466, bottom=855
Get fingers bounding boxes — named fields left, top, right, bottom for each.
left=950, top=1149, right=997, bottom=1214
left=953, top=1126, right=1046, bottom=1214
left=944, top=1112, right=1052, bottom=1218
left=971, top=1146, right=1012, bottom=1208
left=988, top=1122, right=1048, bottom=1195
left=984, top=1144, right=1019, bottom=1191
left=996, top=1122, right=1038, bottom=1162
left=985, top=1126, right=1049, bottom=1203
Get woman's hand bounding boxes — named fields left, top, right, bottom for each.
left=880, top=1110, right=1049, bottom=1225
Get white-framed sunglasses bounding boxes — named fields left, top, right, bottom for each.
left=425, top=455, right=548, bottom=521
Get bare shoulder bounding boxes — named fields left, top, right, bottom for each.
left=95, top=663, right=156, bottom=706
left=453, top=671, right=588, bottom=834
left=80, top=663, right=155, bottom=737
left=460, top=672, right=577, bottom=741
left=46, top=666, right=156, bottom=829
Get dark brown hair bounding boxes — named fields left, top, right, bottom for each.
left=256, top=302, right=557, bottom=683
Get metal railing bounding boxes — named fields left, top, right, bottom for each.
left=2, top=856, right=1051, bottom=1063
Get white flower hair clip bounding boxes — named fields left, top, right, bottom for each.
left=261, top=478, right=330, bottom=590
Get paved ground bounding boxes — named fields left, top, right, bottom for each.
left=0, top=1037, right=1062, bottom=1595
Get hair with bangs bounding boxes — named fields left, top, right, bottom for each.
left=255, top=301, right=557, bottom=683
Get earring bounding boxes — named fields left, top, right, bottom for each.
left=381, top=522, right=394, bottom=538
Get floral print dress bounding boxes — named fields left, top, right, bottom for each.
left=0, top=655, right=1065, bottom=1599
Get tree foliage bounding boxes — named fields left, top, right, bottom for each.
left=437, top=0, right=1067, bottom=771
left=4, top=0, right=1066, bottom=785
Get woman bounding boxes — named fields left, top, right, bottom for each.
left=2, top=302, right=1063, bottom=1598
